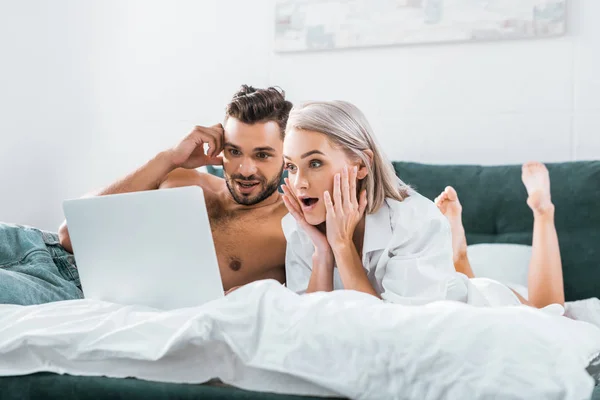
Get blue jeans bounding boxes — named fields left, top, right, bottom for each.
left=0, top=223, right=83, bottom=305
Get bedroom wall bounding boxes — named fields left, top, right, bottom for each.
left=0, top=0, right=598, bottom=230
left=269, top=0, right=600, bottom=165
left=0, top=0, right=271, bottom=230
left=0, top=1, right=95, bottom=230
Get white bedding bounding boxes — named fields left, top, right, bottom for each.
left=1, top=280, right=599, bottom=400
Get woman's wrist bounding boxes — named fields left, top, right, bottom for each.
left=313, top=247, right=334, bottom=265
left=330, top=239, right=354, bottom=257
left=307, top=252, right=335, bottom=293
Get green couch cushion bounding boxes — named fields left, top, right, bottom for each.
left=393, top=161, right=600, bottom=302
left=0, top=373, right=332, bottom=400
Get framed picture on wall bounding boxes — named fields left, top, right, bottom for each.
left=274, top=0, right=567, bottom=52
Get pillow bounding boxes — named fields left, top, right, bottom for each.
left=467, top=243, right=531, bottom=299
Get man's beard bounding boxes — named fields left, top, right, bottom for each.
left=224, top=168, right=283, bottom=206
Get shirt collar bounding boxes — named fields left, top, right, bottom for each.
left=363, top=199, right=393, bottom=254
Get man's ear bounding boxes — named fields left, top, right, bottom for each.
left=357, top=150, right=373, bottom=180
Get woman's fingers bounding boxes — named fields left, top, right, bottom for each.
left=358, top=190, right=368, bottom=216
left=333, top=173, right=343, bottom=214
left=341, top=165, right=351, bottom=208
left=281, top=187, right=301, bottom=214
left=282, top=180, right=320, bottom=233
left=282, top=179, right=300, bottom=206
left=281, top=183, right=303, bottom=217
left=350, top=165, right=358, bottom=205
left=283, top=178, right=302, bottom=205
left=324, top=190, right=335, bottom=219
left=282, top=194, right=303, bottom=221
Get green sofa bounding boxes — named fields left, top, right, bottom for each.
left=393, top=161, right=600, bottom=302
left=2, top=161, right=599, bottom=400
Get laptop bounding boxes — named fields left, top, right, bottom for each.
left=63, top=186, right=224, bottom=310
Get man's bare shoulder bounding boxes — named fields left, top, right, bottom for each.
left=160, top=168, right=224, bottom=193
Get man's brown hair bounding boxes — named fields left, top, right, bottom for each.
left=225, top=85, right=293, bottom=138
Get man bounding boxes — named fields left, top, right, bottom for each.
left=0, top=85, right=293, bottom=305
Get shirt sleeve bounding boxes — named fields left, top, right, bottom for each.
left=285, top=241, right=313, bottom=295
left=379, top=211, right=466, bottom=305
left=281, top=214, right=313, bottom=295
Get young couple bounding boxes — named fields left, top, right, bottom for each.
left=0, top=85, right=564, bottom=310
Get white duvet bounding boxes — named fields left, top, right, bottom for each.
left=1, top=280, right=599, bottom=400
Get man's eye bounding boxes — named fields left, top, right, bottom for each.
left=229, top=149, right=241, bottom=156
left=257, top=153, right=270, bottom=159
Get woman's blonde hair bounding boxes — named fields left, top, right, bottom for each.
left=285, top=100, right=410, bottom=214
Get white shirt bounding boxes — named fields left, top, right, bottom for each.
left=282, top=191, right=474, bottom=305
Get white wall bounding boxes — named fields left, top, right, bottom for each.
left=0, top=0, right=598, bottom=230
left=269, top=0, right=600, bottom=164
left=571, top=0, right=600, bottom=160
left=0, top=0, right=271, bottom=230
left=0, top=1, right=95, bottom=230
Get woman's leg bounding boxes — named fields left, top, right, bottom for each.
left=434, top=187, right=475, bottom=278
left=436, top=188, right=531, bottom=304
left=435, top=163, right=565, bottom=308
left=521, top=162, right=565, bottom=308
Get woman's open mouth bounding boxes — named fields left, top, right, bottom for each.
left=300, top=197, right=319, bottom=211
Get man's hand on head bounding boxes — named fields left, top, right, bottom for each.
left=58, top=124, right=226, bottom=245
left=167, top=124, right=225, bottom=169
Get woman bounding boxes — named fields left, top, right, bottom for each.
left=281, top=100, right=564, bottom=309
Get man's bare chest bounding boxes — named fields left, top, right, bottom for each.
left=208, top=209, right=286, bottom=286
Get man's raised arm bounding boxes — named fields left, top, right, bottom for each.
left=58, top=125, right=224, bottom=253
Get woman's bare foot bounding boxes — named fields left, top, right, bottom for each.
left=521, top=162, right=554, bottom=217
left=435, top=186, right=468, bottom=263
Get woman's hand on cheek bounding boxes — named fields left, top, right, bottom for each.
left=324, top=165, right=367, bottom=251
left=281, top=179, right=332, bottom=257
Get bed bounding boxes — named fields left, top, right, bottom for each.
left=1, top=161, right=599, bottom=400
